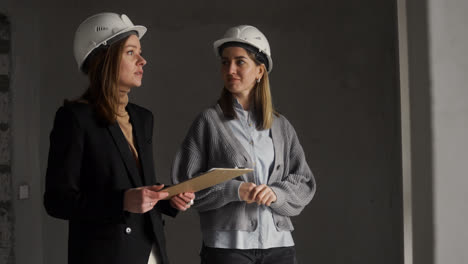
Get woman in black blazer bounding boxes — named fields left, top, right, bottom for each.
left=44, top=13, right=194, bottom=264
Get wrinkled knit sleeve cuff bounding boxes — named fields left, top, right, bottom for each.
left=269, top=186, right=285, bottom=210
left=225, top=180, right=243, bottom=202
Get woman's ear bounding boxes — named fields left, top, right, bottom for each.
left=257, top=64, right=266, bottom=80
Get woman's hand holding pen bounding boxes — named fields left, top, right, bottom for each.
left=251, top=184, right=277, bottom=206
left=240, top=183, right=277, bottom=206
left=124, top=184, right=168, bottom=213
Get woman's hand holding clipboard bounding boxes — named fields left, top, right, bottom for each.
left=163, top=168, right=253, bottom=199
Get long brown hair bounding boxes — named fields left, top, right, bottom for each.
left=218, top=52, right=276, bottom=130
left=79, top=36, right=129, bottom=124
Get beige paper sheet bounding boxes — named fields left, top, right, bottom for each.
left=162, top=168, right=253, bottom=199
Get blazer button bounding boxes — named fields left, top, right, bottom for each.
left=125, top=227, right=132, bottom=234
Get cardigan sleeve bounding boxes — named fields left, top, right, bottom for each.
left=171, top=111, right=243, bottom=212
left=43, top=105, right=125, bottom=222
left=269, top=117, right=316, bottom=216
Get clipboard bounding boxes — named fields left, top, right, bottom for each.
left=162, top=168, right=253, bottom=199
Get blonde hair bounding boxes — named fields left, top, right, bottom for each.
left=218, top=55, right=277, bottom=130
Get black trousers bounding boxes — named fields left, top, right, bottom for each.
left=200, top=245, right=297, bottom=264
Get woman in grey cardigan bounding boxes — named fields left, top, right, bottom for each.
left=171, top=25, right=316, bottom=264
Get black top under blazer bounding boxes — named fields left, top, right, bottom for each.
left=44, top=102, right=177, bottom=264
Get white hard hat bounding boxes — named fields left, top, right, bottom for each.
left=73, top=12, right=147, bottom=71
left=213, top=25, right=273, bottom=72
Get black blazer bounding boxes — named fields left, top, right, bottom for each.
left=44, top=102, right=177, bottom=264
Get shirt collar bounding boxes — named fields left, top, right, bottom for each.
left=232, top=97, right=244, bottom=111
left=232, top=97, right=257, bottom=123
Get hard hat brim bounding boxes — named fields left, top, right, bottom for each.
left=213, top=37, right=273, bottom=72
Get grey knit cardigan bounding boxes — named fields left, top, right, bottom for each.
left=171, top=104, right=316, bottom=232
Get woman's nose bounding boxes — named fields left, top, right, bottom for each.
left=138, top=54, right=147, bottom=66
left=228, top=62, right=237, bottom=74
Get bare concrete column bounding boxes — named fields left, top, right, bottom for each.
left=0, top=13, right=14, bottom=264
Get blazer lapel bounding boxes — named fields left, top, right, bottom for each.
left=127, top=104, right=151, bottom=186
left=107, top=121, right=143, bottom=187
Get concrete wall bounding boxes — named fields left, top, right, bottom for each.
left=402, top=0, right=468, bottom=263
left=0, top=3, right=43, bottom=264
left=4, top=1, right=403, bottom=263
left=427, top=0, right=468, bottom=263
